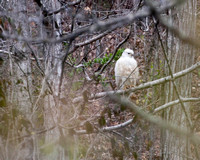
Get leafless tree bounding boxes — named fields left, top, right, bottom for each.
left=0, top=0, right=199, bottom=159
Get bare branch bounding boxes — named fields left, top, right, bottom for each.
left=79, top=95, right=200, bottom=133
left=73, top=62, right=200, bottom=103
left=76, top=30, right=112, bottom=47
left=101, top=118, right=133, bottom=131
left=69, top=30, right=113, bottom=54
left=9, top=126, right=56, bottom=141
left=47, top=0, right=81, bottom=16
left=0, top=50, right=13, bottom=55
left=2, top=0, right=190, bottom=49
left=74, top=118, right=134, bottom=135
left=155, top=23, right=193, bottom=128
left=147, top=0, right=200, bottom=48
left=2, top=8, right=150, bottom=43
left=159, top=17, right=200, bottom=48
left=154, top=97, right=200, bottom=113
left=26, top=43, right=44, bottom=75
left=95, top=26, right=132, bottom=77
left=110, top=95, right=200, bottom=144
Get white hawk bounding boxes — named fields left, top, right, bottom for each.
left=115, top=48, right=139, bottom=89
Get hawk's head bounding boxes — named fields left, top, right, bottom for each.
left=121, top=48, right=134, bottom=58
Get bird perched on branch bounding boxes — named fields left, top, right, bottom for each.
left=115, top=48, right=139, bottom=89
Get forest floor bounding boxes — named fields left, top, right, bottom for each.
left=77, top=58, right=200, bottom=160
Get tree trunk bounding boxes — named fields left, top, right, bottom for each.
left=162, top=1, right=197, bottom=159
left=6, top=0, right=34, bottom=159
left=42, top=1, right=67, bottom=159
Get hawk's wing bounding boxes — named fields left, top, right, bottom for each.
left=115, top=57, right=138, bottom=88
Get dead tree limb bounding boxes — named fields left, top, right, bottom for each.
left=73, top=62, right=200, bottom=103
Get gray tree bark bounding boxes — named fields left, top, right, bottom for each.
left=5, top=0, right=34, bottom=159
left=162, top=1, right=197, bottom=159
left=42, top=1, right=67, bottom=159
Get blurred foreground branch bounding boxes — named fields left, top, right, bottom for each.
left=109, top=95, right=200, bottom=144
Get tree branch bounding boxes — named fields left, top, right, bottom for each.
left=73, top=118, right=134, bottom=135
left=154, top=97, right=200, bottom=113
left=73, top=62, right=200, bottom=103
left=1, top=8, right=150, bottom=43
left=109, top=95, right=200, bottom=144
left=47, top=0, right=81, bottom=16
left=95, top=26, right=132, bottom=77
left=101, top=118, right=133, bottom=131
left=155, top=23, right=193, bottom=128
left=2, top=0, right=191, bottom=48
left=68, top=29, right=113, bottom=54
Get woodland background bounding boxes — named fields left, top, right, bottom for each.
left=0, top=0, right=200, bottom=159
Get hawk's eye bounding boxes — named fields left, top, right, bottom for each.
left=128, top=53, right=130, bottom=54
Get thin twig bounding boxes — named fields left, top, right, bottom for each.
left=155, top=24, right=193, bottom=128
left=154, top=13, right=200, bottom=158
left=109, top=95, right=200, bottom=144
left=73, top=61, right=200, bottom=103
left=154, top=97, right=200, bottom=113
left=26, top=43, right=44, bottom=76
left=95, top=26, right=132, bottom=77
left=8, top=126, right=56, bottom=141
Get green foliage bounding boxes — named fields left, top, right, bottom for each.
left=84, top=60, right=93, bottom=67
left=101, top=77, right=108, bottom=87
left=114, top=48, right=125, bottom=61
left=76, top=67, right=83, bottom=73
left=68, top=70, right=74, bottom=77
left=63, top=41, right=69, bottom=46
left=140, top=35, right=145, bottom=40
left=150, top=62, right=154, bottom=69
left=67, top=55, right=76, bottom=64
left=84, top=48, right=125, bottom=68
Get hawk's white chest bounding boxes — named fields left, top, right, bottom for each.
left=115, top=55, right=139, bottom=88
